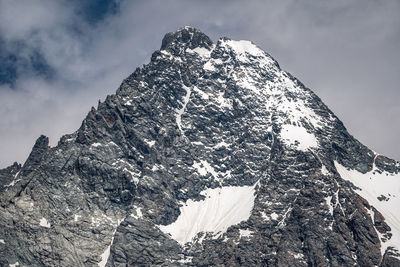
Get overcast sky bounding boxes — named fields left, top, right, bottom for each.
left=0, top=0, right=399, bottom=168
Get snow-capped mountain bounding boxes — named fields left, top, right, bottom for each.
left=1, top=27, right=399, bottom=266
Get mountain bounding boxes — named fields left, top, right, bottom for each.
left=1, top=26, right=399, bottom=266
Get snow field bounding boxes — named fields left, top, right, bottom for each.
left=158, top=185, right=257, bottom=245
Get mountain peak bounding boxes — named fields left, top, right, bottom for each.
left=160, top=26, right=213, bottom=51
left=1, top=28, right=400, bottom=266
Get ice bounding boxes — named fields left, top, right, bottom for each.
left=335, top=161, right=400, bottom=256
left=39, top=217, right=51, bottom=228
left=280, top=124, right=318, bottom=151
left=158, top=184, right=257, bottom=245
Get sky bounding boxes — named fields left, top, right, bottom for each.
left=0, top=0, right=399, bottom=168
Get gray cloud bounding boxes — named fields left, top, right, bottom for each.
left=0, top=0, right=399, bottom=167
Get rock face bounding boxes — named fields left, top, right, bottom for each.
left=1, top=26, right=400, bottom=266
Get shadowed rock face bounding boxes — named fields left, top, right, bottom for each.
left=0, top=27, right=399, bottom=266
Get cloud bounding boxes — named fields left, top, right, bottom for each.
left=0, top=0, right=399, bottom=167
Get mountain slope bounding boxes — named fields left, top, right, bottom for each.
left=0, top=27, right=399, bottom=266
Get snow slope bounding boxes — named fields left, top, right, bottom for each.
left=280, top=124, right=318, bottom=151
left=335, top=160, right=400, bottom=256
left=158, top=185, right=257, bottom=245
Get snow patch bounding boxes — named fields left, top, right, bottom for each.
left=39, top=217, right=51, bottom=228
left=123, top=167, right=140, bottom=185
left=214, top=141, right=230, bottom=149
left=223, top=40, right=265, bottom=61
left=334, top=161, right=400, bottom=255
left=192, top=160, right=218, bottom=178
left=158, top=184, right=257, bottom=245
left=239, top=229, right=253, bottom=238
left=176, top=84, right=192, bottom=134
left=280, top=124, right=318, bottom=151
left=366, top=207, right=390, bottom=257
left=236, top=74, right=260, bottom=94
left=98, top=245, right=111, bottom=267
left=187, top=47, right=211, bottom=58
left=270, top=212, right=279, bottom=220
left=91, top=217, right=101, bottom=227
left=192, top=160, right=231, bottom=181
left=151, top=164, right=163, bottom=172
left=192, top=161, right=207, bottom=176
left=261, top=211, right=269, bottom=220
left=177, top=257, right=193, bottom=264
left=145, top=140, right=155, bottom=147
left=9, top=262, right=19, bottom=267
left=159, top=50, right=183, bottom=63
left=74, top=214, right=81, bottom=222
left=216, top=92, right=232, bottom=109
left=290, top=251, right=305, bottom=260
left=5, top=179, right=20, bottom=187
left=0, top=239, right=5, bottom=244
left=203, top=61, right=216, bottom=71
left=321, top=165, right=330, bottom=175
left=278, top=207, right=293, bottom=227
left=193, top=86, right=209, bottom=100
left=98, top=218, right=125, bottom=267
left=131, top=207, right=143, bottom=219
left=4, top=171, right=21, bottom=187
left=325, top=195, right=334, bottom=217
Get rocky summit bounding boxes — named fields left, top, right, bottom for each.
left=1, top=27, right=400, bottom=267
